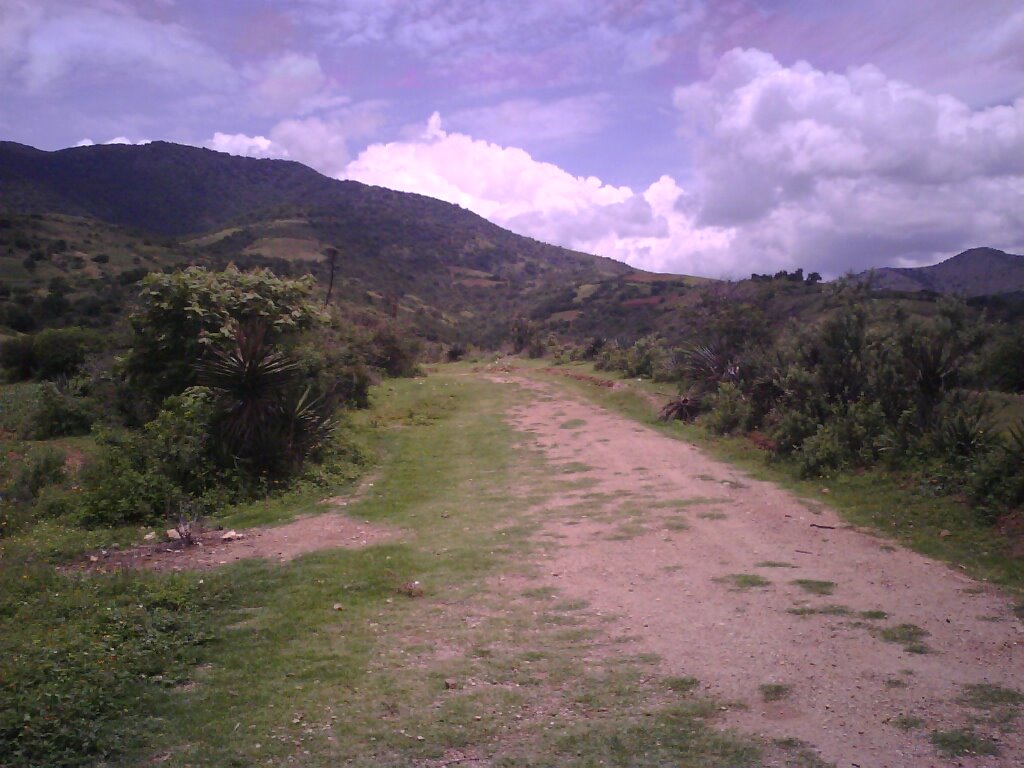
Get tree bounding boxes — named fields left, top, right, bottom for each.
left=323, top=247, right=339, bottom=307
left=122, top=266, right=327, bottom=412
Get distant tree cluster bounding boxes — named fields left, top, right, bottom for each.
left=750, top=267, right=822, bottom=285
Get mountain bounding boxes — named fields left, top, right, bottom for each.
left=856, top=248, right=1024, bottom=297
left=0, top=140, right=642, bottom=344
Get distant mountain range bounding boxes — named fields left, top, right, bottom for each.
left=0, top=140, right=638, bottom=344
left=1, top=140, right=1020, bottom=346
left=854, top=248, right=1024, bottom=298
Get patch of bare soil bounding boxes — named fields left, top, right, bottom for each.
left=499, top=373, right=1024, bottom=768
left=69, top=505, right=397, bottom=574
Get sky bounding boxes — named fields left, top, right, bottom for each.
left=2, top=1, right=1024, bottom=278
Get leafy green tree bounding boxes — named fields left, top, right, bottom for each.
left=122, top=266, right=326, bottom=412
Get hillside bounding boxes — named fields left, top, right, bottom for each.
left=0, top=141, right=640, bottom=344
left=858, top=248, right=1024, bottom=297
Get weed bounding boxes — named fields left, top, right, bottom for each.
left=892, top=715, right=923, bottom=730
left=877, top=623, right=931, bottom=654
left=930, top=728, right=1000, bottom=757
left=663, top=517, right=690, bottom=532
left=792, top=579, right=836, bottom=595
left=608, top=522, right=647, bottom=541
left=755, top=561, right=796, bottom=568
left=959, top=683, right=1024, bottom=715
left=759, top=683, right=792, bottom=702
left=559, top=461, right=592, bottom=474
left=884, top=678, right=908, bottom=689
left=716, top=573, right=771, bottom=591
left=859, top=610, right=888, bottom=620
left=787, top=604, right=851, bottom=617
left=697, top=511, right=727, bottom=520
left=665, top=676, right=700, bottom=694
left=559, top=419, right=586, bottom=430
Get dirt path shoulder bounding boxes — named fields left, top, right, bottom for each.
left=498, top=372, right=1024, bottom=768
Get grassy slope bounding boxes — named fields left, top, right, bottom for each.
left=526, top=360, right=1024, bottom=599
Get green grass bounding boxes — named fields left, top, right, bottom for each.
left=788, top=604, right=850, bottom=617
left=715, top=573, right=771, bottom=591
left=959, top=683, right=1024, bottom=710
left=859, top=610, right=888, bottom=620
left=758, top=683, right=792, bottom=702
left=877, top=623, right=931, bottom=654
left=892, top=714, right=923, bottom=730
left=792, top=579, right=837, bottom=596
left=559, top=419, right=586, bottom=429
left=665, top=676, right=701, bottom=694
left=930, top=728, right=1001, bottom=757
left=697, top=511, right=728, bottom=520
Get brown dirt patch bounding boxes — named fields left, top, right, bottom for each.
left=68, top=508, right=398, bottom=574
left=498, top=372, right=1024, bottom=768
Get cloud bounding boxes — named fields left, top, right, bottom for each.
left=342, top=112, right=733, bottom=273
left=3, top=1, right=236, bottom=92
left=204, top=102, right=386, bottom=177
left=246, top=52, right=349, bottom=116
left=205, top=132, right=284, bottom=159
left=290, top=0, right=705, bottom=88
left=204, top=48, right=1024, bottom=279
left=672, top=48, right=1024, bottom=273
left=74, top=136, right=151, bottom=147
left=446, top=95, right=610, bottom=147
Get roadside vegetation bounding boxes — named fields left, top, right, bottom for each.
left=0, top=261, right=423, bottom=766
left=538, top=277, right=1024, bottom=549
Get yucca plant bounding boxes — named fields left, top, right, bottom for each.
left=197, top=321, right=333, bottom=477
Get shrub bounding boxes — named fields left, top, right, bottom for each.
left=967, top=421, right=1024, bottom=516
left=18, top=383, right=94, bottom=440
left=122, top=266, right=326, bottom=410
left=75, top=389, right=222, bottom=528
left=368, top=323, right=421, bottom=377
left=445, top=342, right=467, bottom=362
left=3, top=445, right=66, bottom=503
left=623, top=335, right=669, bottom=379
left=0, top=327, right=97, bottom=382
left=929, top=395, right=996, bottom=462
left=198, top=323, right=334, bottom=478
left=979, top=331, right=1024, bottom=392
left=705, top=382, right=752, bottom=435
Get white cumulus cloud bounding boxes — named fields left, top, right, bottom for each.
left=673, top=48, right=1024, bottom=273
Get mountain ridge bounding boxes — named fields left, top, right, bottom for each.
left=855, top=247, right=1024, bottom=297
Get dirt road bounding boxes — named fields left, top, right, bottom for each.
left=500, top=372, right=1023, bottom=768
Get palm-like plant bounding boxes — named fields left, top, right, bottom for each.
left=197, top=321, right=333, bottom=476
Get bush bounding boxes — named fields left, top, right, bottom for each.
left=979, top=331, right=1024, bottom=392
left=705, top=382, right=751, bottom=435
left=0, top=327, right=97, bottom=382
left=18, top=383, right=94, bottom=440
left=75, top=389, right=223, bottom=528
left=794, top=400, right=890, bottom=477
left=198, top=323, right=335, bottom=478
left=122, top=266, right=326, bottom=410
left=3, top=445, right=66, bottom=504
left=967, top=421, right=1024, bottom=517
left=368, top=323, right=421, bottom=377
